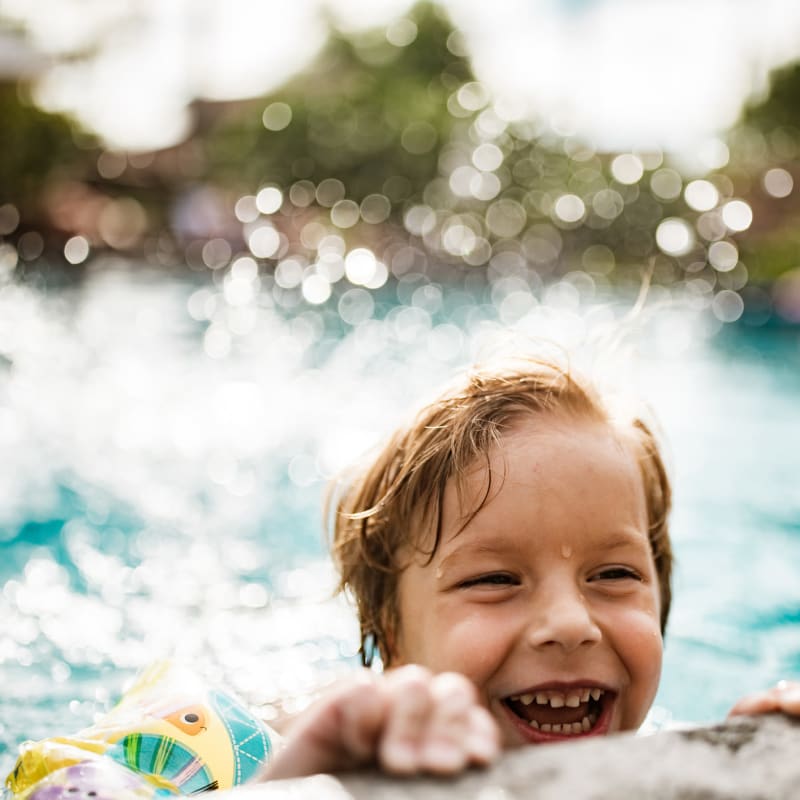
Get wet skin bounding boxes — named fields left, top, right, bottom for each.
left=392, top=414, right=663, bottom=747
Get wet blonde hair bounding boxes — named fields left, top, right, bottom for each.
left=329, top=356, right=673, bottom=666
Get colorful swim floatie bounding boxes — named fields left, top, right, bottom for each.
left=5, top=662, right=279, bottom=800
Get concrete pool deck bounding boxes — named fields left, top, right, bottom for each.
left=224, top=712, right=800, bottom=799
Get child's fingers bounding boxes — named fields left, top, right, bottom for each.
left=728, top=690, right=779, bottom=717
left=419, top=672, right=499, bottom=774
left=334, top=672, right=392, bottom=761
left=418, top=672, right=475, bottom=774
left=264, top=667, right=499, bottom=780
left=728, top=680, right=800, bottom=718
left=378, top=665, right=437, bottom=773
left=465, top=705, right=502, bottom=766
left=261, top=671, right=387, bottom=779
left=376, top=669, right=500, bottom=775
left=776, top=681, right=800, bottom=714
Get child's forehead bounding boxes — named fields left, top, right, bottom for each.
left=436, top=522, right=651, bottom=563
left=455, top=411, right=639, bottom=478
left=433, top=414, right=648, bottom=537
left=401, top=408, right=648, bottom=556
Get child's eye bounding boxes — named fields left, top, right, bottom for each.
left=593, top=566, right=642, bottom=582
left=459, top=573, right=518, bottom=588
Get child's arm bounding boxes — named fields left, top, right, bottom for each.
left=728, top=680, right=800, bottom=717
left=258, top=665, right=500, bottom=780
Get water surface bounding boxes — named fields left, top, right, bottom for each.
left=1, top=265, right=798, bottom=772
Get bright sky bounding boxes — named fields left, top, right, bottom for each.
left=2, top=0, right=800, bottom=154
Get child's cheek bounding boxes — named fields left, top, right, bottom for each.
left=615, top=608, right=663, bottom=728
left=426, top=606, right=515, bottom=684
left=617, top=603, right=663, bottom=652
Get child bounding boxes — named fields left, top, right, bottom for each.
left=260, top=355, right=800, bottom=780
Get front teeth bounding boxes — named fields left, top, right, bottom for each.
left=510, top=688, right=605, bottom=709
left=507, top=688, right=606, bottom=736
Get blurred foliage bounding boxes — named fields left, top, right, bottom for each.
left=201, top=2, right=679, bottom=284
left=741, top=230, right=800, bottom=284
left=0, top=0, right=799, bottom=311
left=741, top=62, right=800, bottom=138
left=727, top=63, right=800, bottom=284
left=0, top=83, right=96, bottom=216
left=205, top=3, right=466, bottom=200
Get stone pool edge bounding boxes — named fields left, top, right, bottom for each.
left=220, top=713, right=800, bottom=799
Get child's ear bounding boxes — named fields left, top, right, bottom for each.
left=380, top=613, right=402, bottom=667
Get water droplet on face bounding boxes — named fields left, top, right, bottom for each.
left=561, top=545, right=572, bottom=559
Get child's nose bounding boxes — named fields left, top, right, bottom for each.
left=525, top=585, right=602, bottom=652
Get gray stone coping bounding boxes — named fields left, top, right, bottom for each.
left=222, top=713, right=800, bottom=800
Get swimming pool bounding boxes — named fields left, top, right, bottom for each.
left=0, top=265, right=798, bottom=773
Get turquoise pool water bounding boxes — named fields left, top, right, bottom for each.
left=0, top=266, right=798, bottom=773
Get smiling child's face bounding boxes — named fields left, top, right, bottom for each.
left=392, top=413, right=663, bottom=746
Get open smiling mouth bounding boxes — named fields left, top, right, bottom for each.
left=502, top=687, right=613, bottom=737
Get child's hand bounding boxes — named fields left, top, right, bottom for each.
left=728, top=680, right=800, bottom=718
left=259, top=665, right=500, bottom=780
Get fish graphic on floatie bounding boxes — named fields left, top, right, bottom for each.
left=6, top=662, right=277, bottom=800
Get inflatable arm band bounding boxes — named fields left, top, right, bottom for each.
left=5, top=663, right=279, bottom=800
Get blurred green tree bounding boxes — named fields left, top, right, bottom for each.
left=741, top=62, right=800, bottom=138
left=205, top=2, right=469, bottom=202
left=730, top=60, right=800, bottom=283
left=1, top=0, right=800, bottom=296
left=0, top=83, right=96, bottom=219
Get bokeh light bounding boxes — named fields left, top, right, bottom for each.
left=344, top=248, right=377, bottom=286
left=553, top=194, right=585, bottom=224
left=316, top=179, right=345, bottom=208
left=235, top=195, right=260, bottom=223
left=0, top=204, right=20, bottom=235
left=684, top=180, right=719, bottom=212
left=301, top=273, right=332, bottom=304
left=386, top=17, right=418, bottom=47
left=708, top=240, right=739, bottom=272
left=63, top=236, right=90, bottom=265
left=610, top=154, right=644, bottom=185
left=262, top=102, right=292, bottom=131
left=656, top=218, right=694, bottom=256
left=360, top=194, right=391, bottom=224
left=275, top=258, right=304, bottom=289
left=763, top=167, right=793, bottom=198
left=331, top=200, right=360, bottom=229
left=256, top=187, right=284, bottom=215
left=721, top=200, right=753, bottom=232
left=711, top=289, right=744, bottom=322
left=472, top=142, right=504, bottom=172
left=650, top=168, right=683, bottom=201
left=247, top=225, right=281, bottom=258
